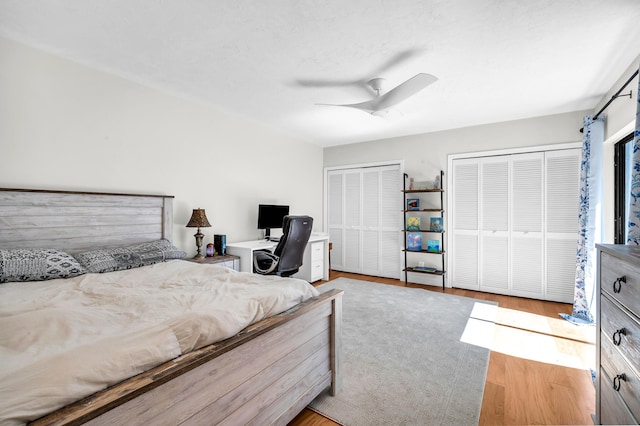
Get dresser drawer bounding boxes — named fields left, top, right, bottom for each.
left=600, top=367, right=638, bottom=425
left=601, top=251, right=640, bottom=317
left=601, top=295, right=640, bottom=367
left=601, top=334, right=640, bottom=420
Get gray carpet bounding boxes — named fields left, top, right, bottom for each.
left=309, top=278, right=497, bottom=426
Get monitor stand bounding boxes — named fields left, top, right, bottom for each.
left=264, top=228, right=280, bottom=242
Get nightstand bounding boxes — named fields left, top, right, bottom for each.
left=185, top=254, right=240, bottom=271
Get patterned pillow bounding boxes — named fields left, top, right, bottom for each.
left=75, top=239, right=186, bottom=273
left=0, top=248, right=87, bottom=283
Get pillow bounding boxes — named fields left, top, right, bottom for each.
left=75, top=239, right=186, bottom=273
left=0, top=248, right=87, bottom=283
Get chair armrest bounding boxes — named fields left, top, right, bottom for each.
left=253, top=250, right=279, bottom=274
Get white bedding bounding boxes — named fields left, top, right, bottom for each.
left=0, top=260, right=319, bottom=425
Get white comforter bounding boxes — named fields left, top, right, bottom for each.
left=0, top=260, right=319, bottom=425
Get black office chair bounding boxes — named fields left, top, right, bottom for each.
left=253, top=215, right=313, bottom=277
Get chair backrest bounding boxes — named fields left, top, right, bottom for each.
left=273, top=215, right=313, bottom=276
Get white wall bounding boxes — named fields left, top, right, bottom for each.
left=0, top=37, right=324, bottom=255
left=324, top=110, right=587, bottom=193
left=598, top=53, right=639, bottom=242
left=597, top=53, right=639, bottom=142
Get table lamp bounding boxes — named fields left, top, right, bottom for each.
left=186, top=208, right=211, bottom=258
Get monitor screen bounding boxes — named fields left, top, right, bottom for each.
left=257, top=204, right=289, bottom=230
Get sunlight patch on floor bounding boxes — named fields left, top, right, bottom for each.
left=461, top=303, right=595, bottom=370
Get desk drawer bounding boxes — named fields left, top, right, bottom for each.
left=601, top=252, right=640, bottom=317
left=601, top=333, right=640, bottom=420
left=311, top=242, right=323, bottom=263
left=311, top=260, right=323, bottom=282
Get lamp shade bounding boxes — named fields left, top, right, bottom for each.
left=186, top=209, right=211, bottom=228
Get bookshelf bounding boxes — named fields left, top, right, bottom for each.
left=402, top=171, right=446, bottom=289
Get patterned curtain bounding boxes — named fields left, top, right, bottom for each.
left=626, top=69, right=640, bottom=244
left=562, top=115, right=604, bottom=325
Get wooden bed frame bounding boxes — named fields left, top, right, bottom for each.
left=0, top=188, right=343, bottom=426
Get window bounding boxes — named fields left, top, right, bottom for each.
left=614, top=133, right=635, bottom=243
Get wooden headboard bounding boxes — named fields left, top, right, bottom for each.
left=0, top=188, right=174, bottom=253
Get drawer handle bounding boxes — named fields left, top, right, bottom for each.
left=613, top=276, right=626, bottom=293
left=613, top=328, right=627, bottom=346
left=613, top=373, right=627, bottom=392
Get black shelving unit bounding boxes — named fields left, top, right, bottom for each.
left=402, top=170, right=446, bottom=289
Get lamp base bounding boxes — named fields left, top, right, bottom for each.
left=194, top=229, right=205, bottom=258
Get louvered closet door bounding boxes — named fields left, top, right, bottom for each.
left=451, top=159, right=480, bottom=290
left=343, top=170, right=362, bottom=273
left=545, top=149, right=581, bottom=303
left=480, top=156, right=510, bottom=295
left=327, top=164, right=401, bottom=278
left=362, top=170, right=380, bottom=275
left=374, top=166, right=401, bottom=278
left=451, top=148, right=580, bottom=301
left=511, top=153, right=544, bottom=299
left=327, top=171, right=344, bottom=270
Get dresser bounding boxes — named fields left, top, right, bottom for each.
left=596, top=244, right=640, bottom=425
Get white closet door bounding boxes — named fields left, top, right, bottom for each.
left=480, top=156, right=510, bottom=295
left=450, top=147, right=579, bottom=301
left=378, top=167, right=401, bottom=278
left=362, top=170, right=380, bottom=275
left=327, top=164, right=401, bottom=278
left=545, top=149, right=581, bottom=303
left=451, top=159, right=480, bottom=290
left=327, top=171, right=344, bottom=270
left=511, top=152, right=544, bottom=299
left=343, top=170, right=362, bottom=273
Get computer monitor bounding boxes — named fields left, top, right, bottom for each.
left=257, top=204, right=289, bottom=240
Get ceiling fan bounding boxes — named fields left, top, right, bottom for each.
left=319, top=73, right=438, bottom=114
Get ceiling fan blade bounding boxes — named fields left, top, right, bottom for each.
left=316, top=99, right=379, bottom=114
left=318, top=73, right=438, bottom=113
left=320, top=73, right=438, bottom=113
left=373, top=73, right=438, bottom=110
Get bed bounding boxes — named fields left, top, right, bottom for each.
left=0, top=188, right=343, bottom=425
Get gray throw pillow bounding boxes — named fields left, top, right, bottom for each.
left=0, top=248, right=87, bottom=283
left=75, top=239, right=186, bottom=273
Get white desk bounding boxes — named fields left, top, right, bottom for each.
left=226, top=233, right=330, bottom=282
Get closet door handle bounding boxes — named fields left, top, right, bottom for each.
left=613, top=373, right=626, bottom=391
left=613, top=276, right=626, bottom=293
left=613, top=328, right=626, bottom=346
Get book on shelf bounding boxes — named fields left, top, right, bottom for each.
left=406, top=198, right=420, bottom=211
left=412, top=266, right=438, bottom=273
left=406, top=216, right=420, bottom=231
left=429, top=217, right=443, bottom=232
left=407, top=232, right=422, bottom=251
left=426, top=239, right=440, bottom=252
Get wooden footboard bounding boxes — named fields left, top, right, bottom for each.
left=30, top=289, right=343, bottom=426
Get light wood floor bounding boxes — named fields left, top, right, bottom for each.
left=289, top=270, right=595, bottom=426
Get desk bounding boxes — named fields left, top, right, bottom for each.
left=226, top=233, right=330, bottom=282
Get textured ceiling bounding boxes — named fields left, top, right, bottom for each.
left=1, top=0, right=640, bottom=147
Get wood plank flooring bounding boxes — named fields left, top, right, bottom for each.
left=289, top=271, right=595, bottom=426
